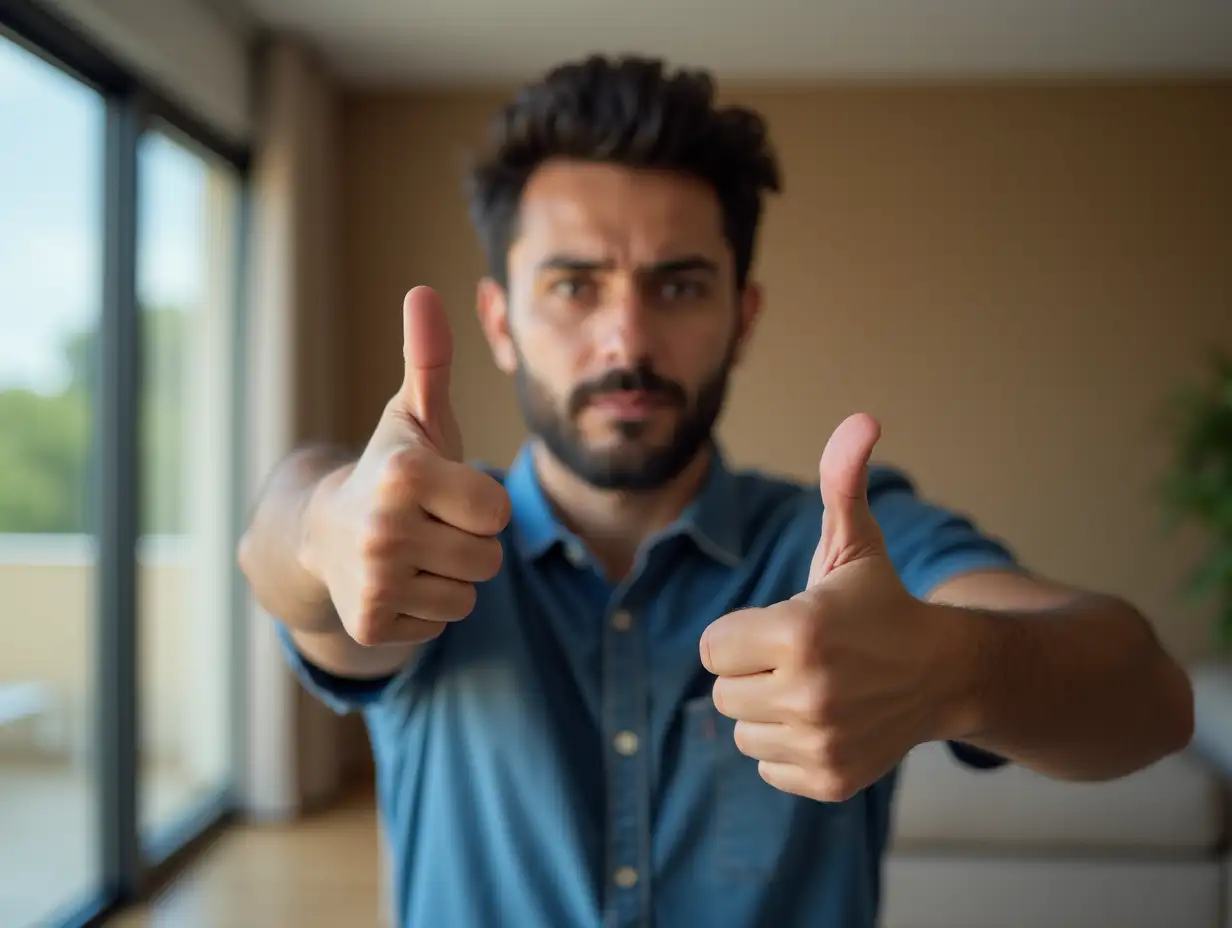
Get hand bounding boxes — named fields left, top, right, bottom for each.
left=699, top=413, right=965, bottom=802
left=301, top=286, right=512, bottom=648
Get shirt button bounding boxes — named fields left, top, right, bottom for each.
left=611, top=609, right=632, bottom=631
left=613, top=730, right=639, bottom=756
left=564, top=541, right=585, bottom=566
left=613, top=866, right=638, bottom=889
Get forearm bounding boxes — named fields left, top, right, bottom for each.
left=239, top=445, right=425, bottom=681
left=940, top=595, right=1194, bottom=781
left=238, top=444, right=356, bottom=632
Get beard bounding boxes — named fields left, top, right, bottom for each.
left=514, top=344, right=736, bottom=492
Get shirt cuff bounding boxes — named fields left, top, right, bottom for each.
left=946, top=740, right=1009, bottom=770
left=275, top=622, right=415, bottom=714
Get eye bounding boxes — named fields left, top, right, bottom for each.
left=550, top=276, right=593, bottom=301
left=659, top=278, right=705, bottom=301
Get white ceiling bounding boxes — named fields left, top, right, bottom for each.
left=241, top=0, right=1232, bottom=86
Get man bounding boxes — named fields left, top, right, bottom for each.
left=239, top=55, right=1193, bottom=928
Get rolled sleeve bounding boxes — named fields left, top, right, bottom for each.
left=275, top=622, right=421, bottom=715
left=868, top=468, right=1019, bottom=600
left=868, top=468, right=1019, bottom=771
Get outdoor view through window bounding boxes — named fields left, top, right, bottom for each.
left=0, top=33, right=241, bottom=928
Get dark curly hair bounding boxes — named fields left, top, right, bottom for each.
left=466, top=55, right=782, bottom=291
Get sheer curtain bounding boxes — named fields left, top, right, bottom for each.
left=243, top=34, right=349, bottom=820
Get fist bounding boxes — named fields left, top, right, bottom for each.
left=699, top=414, right=957, bottom=803
left=303, top=286, right=512, bottom=648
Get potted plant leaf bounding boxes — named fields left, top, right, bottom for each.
left=1160, top=349, right=1232, bottom=650
left=1160, top=349, right=1232, bottom=768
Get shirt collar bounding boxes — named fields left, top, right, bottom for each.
left=505, top=442, right=745, bottom=568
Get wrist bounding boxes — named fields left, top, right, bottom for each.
left=298, top=460, right=353, bottom=588
left=924, top=600, right=1001, bottom=744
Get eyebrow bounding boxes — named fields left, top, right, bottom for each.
left=536, top=254, right=720, bottom=276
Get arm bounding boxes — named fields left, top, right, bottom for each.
left=238, top=288, right=509, bottom=696
left=930, top=568, right=1195, bottom=781
left=238, top=445, right=422, bottom=680
left=700, top=416, right=1194, bottom=804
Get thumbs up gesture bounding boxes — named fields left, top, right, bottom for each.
left=699, top=413, right=962, bottom=803
left=303, top=287, right=512, bottom=649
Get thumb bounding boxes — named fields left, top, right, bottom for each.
left=398, top=286, right=462, bottom=459
left=808, top=412, right=887, bottom=587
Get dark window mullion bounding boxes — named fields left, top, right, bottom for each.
left=228, top=182, right=254, bottom=802
left=96, top=87, right=144, bottom=904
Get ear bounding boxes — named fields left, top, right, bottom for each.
left=730, top=280, right=764, bottom=368
left=475, top=277, right=518, bottom=374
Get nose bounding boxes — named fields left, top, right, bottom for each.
left=594, top=281, right=652, bottom=369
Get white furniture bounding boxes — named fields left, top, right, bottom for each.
left=877, top=665, right=1232, bottom=928
left=882, top=741, right=1224, bottom=927
left=0, top=681, right=54, bottom=727
left=0, top=681, right=61, bottom=759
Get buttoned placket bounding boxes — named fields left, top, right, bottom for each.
left=601, top=596, right=651, bottom=928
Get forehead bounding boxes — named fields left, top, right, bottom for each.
left=510, top=159, right=729, bottom=266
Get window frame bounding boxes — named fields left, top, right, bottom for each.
left=0, top=2, right=252, bottom=925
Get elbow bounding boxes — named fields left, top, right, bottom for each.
left=1069, top=658, right=1193, bottom=784
left=236, top=529, right=253, bottom=579
left=1160, top=656, right=1196, bottom=757
left=1125, top=604, right=1194, bottom=761
left=236, top=527, right=263, bottom=594
left=1132, top=645, right=1195, bottom=771
left=236, top=527, right=276, bottom=617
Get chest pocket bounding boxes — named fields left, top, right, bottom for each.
left=679, top=695, right=808, bottom=879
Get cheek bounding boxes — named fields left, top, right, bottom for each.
left=515, top=321, right=589, bottom=395
left=671, top=323, right=737, bottom=389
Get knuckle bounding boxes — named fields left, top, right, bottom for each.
left=350, top=609, right=384, bottom=647
left=415, top=621, right=447, bottom=643
left=815, top=774, right=857, bottom=804
left=471, top=483, right=512, bottom=535
left=783, top=605, right=823, bottom=661
left=453, top=583, right=478, bottom=619
left=357, top=569, right=393, bottom=612
left=420, top=624, right=446, bottom=644
left=358, top=517, right=398, bottom=561
left=380, top=447, right=429, bottom=500
left=732, top=720, right=756, bottom=757
left=478, top=538, right=504, bottom=580
left=804, top=728, right=841, bottom=769
left=794, top=677, right=833, bottom=725
left=487, top=484, right=513, bottom=531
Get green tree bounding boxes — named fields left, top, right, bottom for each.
left=0, top=386, right=90, bottom=532
left=0, top=305, right=193, bottom=535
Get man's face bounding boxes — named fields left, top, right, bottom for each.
left=479, top=160, right=761, bottom=491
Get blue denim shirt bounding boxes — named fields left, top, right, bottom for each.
left=279, top=444, right=1016, bottom=928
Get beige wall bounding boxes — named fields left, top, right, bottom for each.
left=338, top=81, right=1232, bottom=662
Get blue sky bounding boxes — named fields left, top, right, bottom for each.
left=0, top=35, right=210, bottom=394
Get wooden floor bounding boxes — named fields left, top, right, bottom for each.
left=0, top=759, right=225, bottom=928
left=109, top=788, right=386, bottom=928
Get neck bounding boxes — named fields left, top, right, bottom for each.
left=531, top=441, right=714, bottom=581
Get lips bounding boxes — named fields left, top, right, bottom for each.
left=589, top=390, right=666, bottom=417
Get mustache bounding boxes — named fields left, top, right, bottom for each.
left=568, top=364, right=687, bottom=415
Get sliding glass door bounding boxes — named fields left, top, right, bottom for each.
left=0, top=35, right=106, bottom=928
left=0, top=7, right=249, bottom=926
left=135, top=127, right=243, bottom=854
